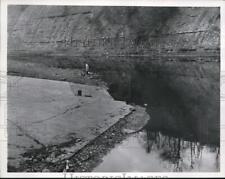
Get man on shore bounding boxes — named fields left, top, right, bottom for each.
left=85, top=63, right=89, bottom=75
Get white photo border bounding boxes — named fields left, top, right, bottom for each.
left=0, top=0, right=225, bottom=178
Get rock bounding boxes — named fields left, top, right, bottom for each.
left=123, top=129, right=136, bottom=134
left=42, top=168, right=50, bottom=172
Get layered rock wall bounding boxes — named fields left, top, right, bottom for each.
left=8, top=6, right=220, bottom=55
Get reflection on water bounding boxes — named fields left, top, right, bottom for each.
left=94, top=131, right=220, bottom=172
left=94, top=57, right=220, bottom=172
left=99, top=57, right=220, bottom=145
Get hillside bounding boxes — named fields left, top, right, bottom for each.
left=8, top=6, right=220, bottom=55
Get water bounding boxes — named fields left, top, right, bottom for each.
left=94, top=131, right=219, bottom=172
left=93, top=57, right=220, bottom=172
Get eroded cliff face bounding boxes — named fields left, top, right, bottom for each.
left=8, top=6, right=220, bottom=55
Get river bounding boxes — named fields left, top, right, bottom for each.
left=93, top=56, right=220, bottom=172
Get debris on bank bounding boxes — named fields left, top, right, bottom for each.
left=10, top=105, right=149, bottom=172
left=7, top=75, right=133, bottom=171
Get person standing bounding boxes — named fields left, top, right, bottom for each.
left=85, top=63, right=89, bottom=75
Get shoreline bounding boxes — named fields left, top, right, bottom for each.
left=7, top=72, right=149, bottom=172
left=9, top=105, right=149, bottom=172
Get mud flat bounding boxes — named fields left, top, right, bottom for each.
left=8, top=75, right=145, bottom=172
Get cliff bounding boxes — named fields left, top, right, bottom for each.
left=8, top=6, right=220, bottom=55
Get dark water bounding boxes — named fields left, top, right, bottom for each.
left=93, top=56, right=220, bottom=172
left=8, top=54, right=220, bottom=171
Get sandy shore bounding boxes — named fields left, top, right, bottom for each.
left=7, top=75, right=134, bottom=171
left=12, top=105, right=149, bottom=172
left=8, top=75, right=149, bottom=172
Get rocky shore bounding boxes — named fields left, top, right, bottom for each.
left=12, top=105, right=149, bottom=172
left=8, top=71, right=149, bottom=172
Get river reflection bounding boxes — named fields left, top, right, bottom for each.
left=94, top=56, right=219, bottom=172
left=94, top=131, right=219, bottom=172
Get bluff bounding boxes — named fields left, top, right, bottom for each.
left=8, top=6, right=220, bottom=55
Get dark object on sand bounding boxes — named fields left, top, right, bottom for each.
left=78, top=90, right=82, bottom=96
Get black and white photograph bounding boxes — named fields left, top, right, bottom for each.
left=0, top=0, right=224, bottom=177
